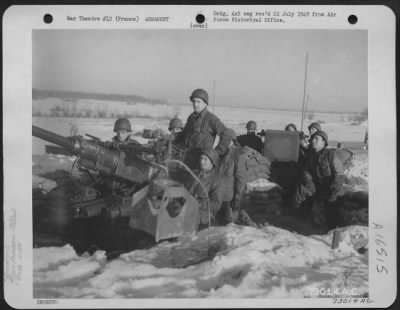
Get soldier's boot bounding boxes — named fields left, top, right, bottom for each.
left=216, top=202, right=233, bottom=226
left=237, top=210, right=258, bottom=228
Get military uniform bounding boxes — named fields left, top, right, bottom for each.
left=237, top=133, right=263, bottom=154
left=295, top=146, right=345, bottom=232
left=218, top=145, right=245, bottom=211
left=177, top=108, right=230, bottom=169
left=180, top=108, right=230, bottom=155
left=189, top=169, right=223, bottom=227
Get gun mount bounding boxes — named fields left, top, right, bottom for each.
left=32, top=125, right=200, bottom=254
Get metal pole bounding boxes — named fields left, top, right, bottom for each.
left=304, top=94, right=310, bottom=123
left=212, top=80, right=216, bottom=113
left=300, top=53, right=309, bottom=132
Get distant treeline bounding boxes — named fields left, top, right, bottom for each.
left=32, top=89, right=169, bottom=105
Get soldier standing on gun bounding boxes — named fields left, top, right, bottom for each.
left=177, top=89, right=231, bottom=169
left=293, top=130, right=345, bottom=233
left=237, top=120, right=263, bottom=153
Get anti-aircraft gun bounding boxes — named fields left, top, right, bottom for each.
left=32, top=125, right=199, bottom=254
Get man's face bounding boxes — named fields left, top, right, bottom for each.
left=200, top=154, right=213, bottom=171
left=192, top=98, right=207, bottom=114
left=287, top=126, right=296, bottom=132
left=309, top=127, right=318, bottom=136
left=116, top=130, right=130, bottom=142
left=170, top=127, right=183, bottom=134
left=311, top=135, right=325, bottom=152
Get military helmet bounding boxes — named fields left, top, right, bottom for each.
left=246, top=120, right=257, bottom=131
left=285, top=123, right=297, bottom=131
left=200, top=147, right=220, bottom=167
left=310, top=130, right=328, bottom=146
left=168, top=118, right=184, bottom=131
left=308, top=122, right=321, bottom=132
left=113, top=118, right=132, bottom=132
left=190, top=89, right=209, bottom=105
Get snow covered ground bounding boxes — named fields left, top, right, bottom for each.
left=32, top=148, right=369, bottom=299
left=34, top=225, right=368, bottom=299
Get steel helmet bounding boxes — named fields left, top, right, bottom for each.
left=308, top=122, right=321, bottom=132
left=168, top=118, right=184, bottom=131
left=285, top=123, right=297, bottom=131
left=310, top=130, right=328, bottom=146
left=190, top=89, right=209, bottom=105
left=113, top=118, right=132, bottom=132
left=246, top=120, right=257, bottom=131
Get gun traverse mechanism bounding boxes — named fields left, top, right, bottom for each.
left=32, top=125, right=199, bottom=253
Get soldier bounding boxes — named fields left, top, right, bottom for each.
left=217, top=129, right=260, bottom=227
left=177, top=89, right=231, bottom=169
left=237, top=120, right=263, bottom=153
left=112, top=118, right=140, bottom=144
left=298, top=131, right=310, bottom=164
left=168, top=118, right=184, bottom=143
left=168, top=117, right=184, bottom=134
left=217, top=129, right=242, bottom=224
left=189, top=147, right=223, bottom=228
left=284, top=123, right=297, bottom=132
left=293, top=130, right=345, bottom=233
left=308, top=122, right=321, bottom=137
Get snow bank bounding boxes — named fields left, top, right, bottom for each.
left=34, top=225, right=368, bottom=298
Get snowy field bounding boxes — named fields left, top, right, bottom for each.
left=32, top=98, right=367, bottom=155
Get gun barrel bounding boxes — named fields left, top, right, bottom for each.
left=32, top=125, right=73, bottom=150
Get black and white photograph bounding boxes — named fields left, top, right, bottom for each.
left=3, top=5, right=396, bottom=308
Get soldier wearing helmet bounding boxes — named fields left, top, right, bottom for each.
left=285, top=123, right=297, bottom=132
left=189, top=147, right=224, bottom=228
left=177, top=89, right=231, bottom=169
left=168, top=118, right=184, bottom=134
left=293, top=130, right=345, bottom=233
left=308, top=122, right=322, bottom=137
left=236, top=120, right=263, bottom=153
left=167, top=117, right=184, bottom=143
left=112, top=118, right=140, bottom=145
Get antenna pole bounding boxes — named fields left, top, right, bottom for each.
left=212, top=80, right=216, bottom=113
left=300, top=53, right=309, bottom=132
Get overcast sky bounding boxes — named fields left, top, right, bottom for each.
left=33, top=29, right=367, bottom=112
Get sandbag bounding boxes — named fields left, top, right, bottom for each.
left=236, top=146, right=271, bottom=182
left=334, top=148, right=354, bottom=170
left=245, top=178, right=282, bottom=193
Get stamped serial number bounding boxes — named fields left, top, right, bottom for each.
left=37, top=299, right=58, bottom=305
left=333, top=298, right=373, bottom=304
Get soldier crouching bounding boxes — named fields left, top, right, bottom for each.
left=189, top=148, right=223, bottom=229
left=293, top=130, right=345, bottom=233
